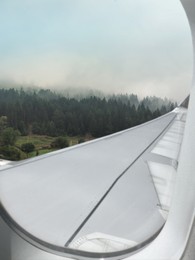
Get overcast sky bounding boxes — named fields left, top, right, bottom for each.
left=0, top=0, right=193, bottom=101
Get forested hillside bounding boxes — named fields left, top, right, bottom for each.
left=0, top=88, right=176, bottom=138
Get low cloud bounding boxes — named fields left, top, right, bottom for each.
left=0, top=0, right=192, bottom=101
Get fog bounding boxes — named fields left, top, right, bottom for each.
left=0, top=0, right=193, bottom=102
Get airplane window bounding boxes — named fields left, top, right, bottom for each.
left=0, top=0, right=192, bottom=259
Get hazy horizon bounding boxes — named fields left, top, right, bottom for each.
left=0, top=0, right=193, bottom=102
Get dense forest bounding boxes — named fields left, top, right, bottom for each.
left=0, top=88, right=176, bottom=138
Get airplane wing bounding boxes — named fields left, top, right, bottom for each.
left=0, top=105, right=188, bottom=259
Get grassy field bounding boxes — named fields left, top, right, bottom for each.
left=16, top=135, right=55, bottom=149
left=15, top=134, right=92, bottom=158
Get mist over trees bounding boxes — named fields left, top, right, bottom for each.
left=0, top=88, right=176, bottom=138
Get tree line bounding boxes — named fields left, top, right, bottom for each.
left=0, top=88, right=176, bottom=138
